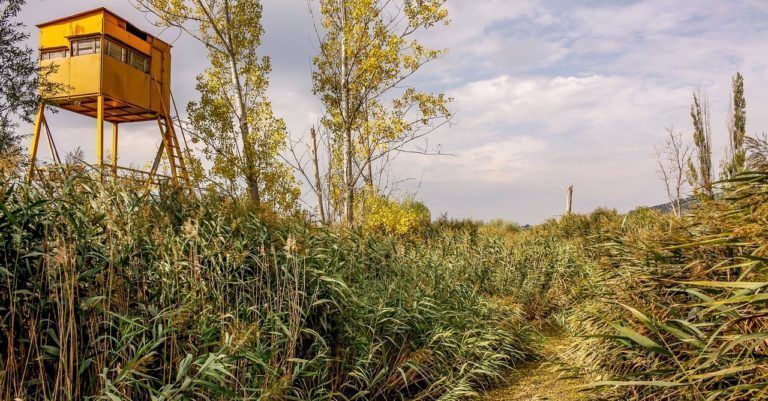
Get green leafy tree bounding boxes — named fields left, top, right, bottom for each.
left=136, top=0, right=298, bottom=211
left=0, top=0, right=58, bottom=153
left=311, top=0, right=452, bottom=225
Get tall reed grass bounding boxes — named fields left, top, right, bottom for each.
left=0, top=168, right=588, bottom=400
left=566, top=167, right=768, bottom=398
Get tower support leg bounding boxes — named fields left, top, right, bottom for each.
left=96, top=95, right=105, bottom=174
left=111, top=122, right=119, bottom=177
left=42, top=116, right=60, bottom=165
left=28, top=103, right=45, bottom=182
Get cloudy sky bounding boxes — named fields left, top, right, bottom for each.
left=18, top=0, right=768, bottom=224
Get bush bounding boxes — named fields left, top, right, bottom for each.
left=363, top=191, right=431, bottom=236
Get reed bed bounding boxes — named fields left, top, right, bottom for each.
left=566, top=170, right=768, bottom=399
left=0, top=169, right=588, bottom=400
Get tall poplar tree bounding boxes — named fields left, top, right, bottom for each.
left=723, top=72, right=746, bottom=179
left=136, top=0, right=297, bottom=210
left=688, top=91, right=713, bottom=198
left=312, top=0, right=451, bottom=225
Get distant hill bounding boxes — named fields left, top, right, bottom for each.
left=647, top=196, right=697, bottom=214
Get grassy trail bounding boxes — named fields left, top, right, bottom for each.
left=481, top=326, right=589, bottom=401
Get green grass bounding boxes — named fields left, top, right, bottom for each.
left=8, top=158, right=765, bottom=401
left=1, top=170, right=595, bottom=400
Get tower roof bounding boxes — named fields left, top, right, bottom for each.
left=36, top=7, right=170, bottom=47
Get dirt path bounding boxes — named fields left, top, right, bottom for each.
left=481, top=328, right=590, bottom=401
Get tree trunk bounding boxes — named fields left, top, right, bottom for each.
left=344, top=128, right=353, bottom=225
left=364, top=104, right=373, bottom=187
left=310, top=126, right=326, bottom=225
left=340, top=0, right=354, bottom=226
left=228, top=52, right=261, bottom=206
left=366, top=153, right=373, bottom=187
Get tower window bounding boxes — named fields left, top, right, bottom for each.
left=41, top=49, right=68, bottom=60
left=129, top=51, right=150, bottom=73
left=103, top=38, right=150, bottom=74
left=105, top=40, right=126, bottom=62
left=72, top=37, right=101, bottom=56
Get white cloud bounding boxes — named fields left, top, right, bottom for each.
left=449, top=74, right=690, bottom=139
left=414, top=136, right=549, bottom=183
left=571, top=1, right=709, bottom=38
left=440, top=0, right=546, bottom=44
left=16, top=0, right=768, bottom=223
left=396, top=69, right=760, bottom=222
left=467, top=35, right=569, bottom=73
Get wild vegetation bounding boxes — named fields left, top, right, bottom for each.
left=563, top=168, right=768, bottom=400
left=2, top=0, right=768, bottom=400
left=3, top=135, right=768, bottom=400
left=0, top=164, right=600, bottom=400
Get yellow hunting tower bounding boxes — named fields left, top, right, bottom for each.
left=29, top=8, right=190, bottom=187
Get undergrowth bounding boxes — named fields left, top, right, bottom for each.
left=12, top=158, right=766, bottom=401
left=0, top=170, right=592, bottom=400
left=563, top=159, right=768, bottom=398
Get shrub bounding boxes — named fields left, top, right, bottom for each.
left=363, top=192, right=431, bottom=236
